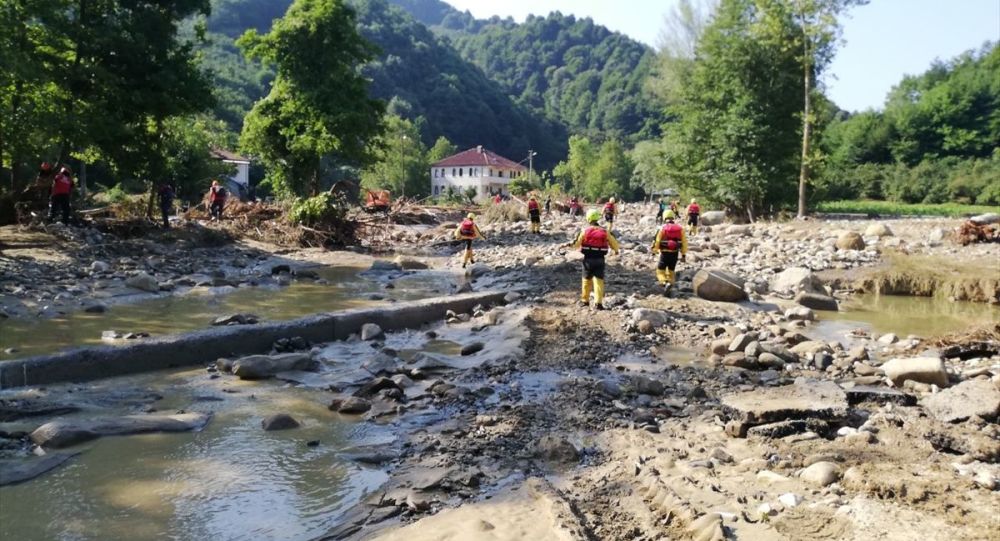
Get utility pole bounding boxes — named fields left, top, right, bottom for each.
left=527, top=150, right=536, bottom=182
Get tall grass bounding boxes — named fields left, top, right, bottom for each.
left=816, top=200, right=998, bottom=217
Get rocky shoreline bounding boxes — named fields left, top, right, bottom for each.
left=1, top=208, right=998, bottom=540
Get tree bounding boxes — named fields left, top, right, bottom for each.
left=755, top=0, right=867, bottom=217
left=426, top=136, right=458, bottom=163
left=589, top=140, right=633, bottom=200
left=360, top=114, right=428, bottom=199
left=239, top=0, right=385, bottom=196
left=552, top=135, right=596, bottom=194
left=659, top=0, right=802, bottom=220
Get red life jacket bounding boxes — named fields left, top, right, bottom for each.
left=528, top=199, right=539, bottom=211
left=581, top=226, right=609, bottom=254
left=604, top=202, right=615, bottom=214
left=687, top=203, right=700, bottom=215
left=51, top=174, right=72, bottom=196
left=211, top=186, right=227, bottom=202
left=459, top=219, right=475, bottom=237
left=659, top=223, right=683, bottom=252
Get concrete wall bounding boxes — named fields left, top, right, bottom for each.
left=0, top=291, right=511, bottom=389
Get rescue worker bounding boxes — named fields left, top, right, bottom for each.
left=158, top=183, right=175, bottom=228
left=569, top=196, right=581, bottom=218
left=455, top=212, right=486, bottom=268
left=686, top=198, right=700, bottom=235
left=49, top=166, right=74, bottom=224
left=209, top=180, right=227, bottom=221
left=569, top=209, right=620, bottom=310
left=526, top=195, right=541, bottom=234
left=603, top=197, right=617, bottom=229
left=656, top=198, right=667, bottom=222
left=544, top=195, right=552, bottom=215
left=670, top=199, right=680, bottom=218
left=651, top=210, right=688, bottom=295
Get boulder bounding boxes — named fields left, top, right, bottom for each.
left=0, top=453, right=79, bottom=486
left=881, top=357, right=949, bottom=387
left=533, top=435, right=579, bottom=464
left=466, top=263, right=491, bottom=278
left=969, top=213, right=1000, bottom=226
left=261, top=413, right=300, bottom=431
left=83, top=304, right=107, bottom=314
left=125, top=273, right=159, bottom=293
left=693, top=268, right=748, bottom=302
left=700, top=210, right=727, bottom=226
left=631, top=376, right=665, bottom=396
left=864, top=223, right=893, bottom=237
left=794, top=292, right=838, bottom=311
left=31, top=412, right=211, bottom=448
left=393, top=256, right=428, bottom=270
left=771, top=267, right=825, bottom=295
left=835, top=232, right=865, bottom=251
left=920, top=379, right=1000, bottom=422
left=800, top=461, right=840, bottom=487
left=211, top=313, right=259, bottom=326
left=362, top=353, right=398, bottom=375
left=90, top=261, right=111, bottom=273
left=632, top=308, right=670, bottom=330
left=460, top=342, right=484, bottom=356
left=360, top=323, right=384, bottom=341
left=928, top=227, right=946, bottom=244
left=232, top=353, right=316, bottom=379
left=270, top=264, right=292, bottom=274
left=332, top=396, right=372, bottom=414
left=784, top=306, right=816, bottom=321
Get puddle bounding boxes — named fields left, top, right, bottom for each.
left=0, top=265, right=456, bottom=360
left=0, top=368, right=387, bottom=541
left=815, top=293, right=999, bottom=340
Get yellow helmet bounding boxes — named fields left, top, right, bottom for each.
left=529, top=195, right=536, bottom=200
left=586, top=209, right=601, bottom=223
left=466, top=213, right=475, bottom=220
left=609, top=197, right=616, bottom=203
left=663, top=210, right=676, bottom=220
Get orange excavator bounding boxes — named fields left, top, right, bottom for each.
left=364, top=189, right=391, bottom=213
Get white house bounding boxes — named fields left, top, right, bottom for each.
left=211, top=148, right=251, bottom=191
left=430, top=146, right=527, bottom=201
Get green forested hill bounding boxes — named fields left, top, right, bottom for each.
left=389, top=0, right=664, bottom=142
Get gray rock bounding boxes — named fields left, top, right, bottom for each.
left=771, top=267, right=825, bottom=295
left=124, top=273, right=159, bottom=293
left=466, top=263, right=491, bottom=278
left=790, top=341, right=831, bottom=356
left=534, top=435, right=579, bottom=464
left=864, top=223, right=893, bottom=237
left=700, top=210, right=727, bottom=226
left=331, top=396, right=372, bottom=414
left=632, top=308, right=670, bottom=329
left=710, top=338, right=731, bottom=356
left=0, top=453, right=79, bottom=486
left=362, top=353, right=398, bottom=375
left=928, top=227, right=946, bottom=244
left=393, top=256, right=428, bottom=270
left=881, top=356, right=948, bottom=387
left=800, top=461, right=840, bottom=486
left=758, top=352, right=785, bottom=368
left=83, top=304, right=107, bottom=313
left=368, top=260, right=402, bottom=272
left=261, top=413, right=300, bottom=431
left=90, top=261, right=111, bottom=273
left=361, top=323, right=384, bottom=341
left=970, top=213, right=1000, bottom=226
left=845, top=385, right=916, bottom=406
left=632, top=376, right=665, bottom=396
left=835, top=232, right=865, bottom=251
left=784, top=306, right=816, bottom=321
left=729, top=333, right=756, bottom=352
left=232, top=353, right=316, bottom=379
left=921, top=379, right=1000, bottom=422
left=460, top=342, right=485, bottom=356
left=211, top=313, right=259, bottom=326
left=693, top=268, right=748, bottom=302
left=794, top=292, right=838, bottom=311
left=31, top=413, right=211, bottom=448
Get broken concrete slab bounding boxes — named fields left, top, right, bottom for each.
left=30, top=412, right=211, bottom=448
left=232, top=353, right=317, bottom=380
left=925, top=426, right=1000, bottom=462
left=0, top=452, right=80, bottom=486
left=721, top=379, right=848, bottom=434
left=845, top=385, right=916, bottom=406
left=920, top=379, right=1000, bottom=423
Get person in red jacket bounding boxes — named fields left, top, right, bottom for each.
left=48, top=166, right=74, bottom=224
left=208, top=180, right=227, bottom=221
left=603, top=197, right=617, bottom=229
left=526, top=195, right=541, bottom=234
left=686, top=198, right=701, bottom=235
left=651, top=210, right=688, bottom=295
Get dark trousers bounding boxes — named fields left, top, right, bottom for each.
left=529, top=210, right=540, bottom=223
left=160, top=204, right=171, bottom=227
left=657, top=251, right=679, bottom=272
left=688, top=213, right=699, bottom=226
left=49, top=194, right=70, bottom=224
left=210, top=201, right=224, bottom=220
left=582, top=257, right=606, bottom=280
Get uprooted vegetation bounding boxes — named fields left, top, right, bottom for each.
left=856, top=252, right=1000, bottom=303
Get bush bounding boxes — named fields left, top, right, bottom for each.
left=288, top=192, right=348, bottom=226
left=481, top=201, right=525, bottom=223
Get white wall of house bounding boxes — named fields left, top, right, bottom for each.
left=225, top=160, right=250, bottom=186
left=429, top=165, right=525, bottom=201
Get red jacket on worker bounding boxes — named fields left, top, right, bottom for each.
left=51, top=172, right=73, bottom=196
left=687, top=202, right=700, bottom=215
left=659, top=223, right=683, bottom=251
left=528, top=199, right=539, bottom=212
left=210, top=185, right=227, bottom=203
left=581, top=226, right=609, bottom=253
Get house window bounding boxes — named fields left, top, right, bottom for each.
left=452, top=168, right=456, bottom=176
left=468, top=168, right=472, bottom=176
left=489, top=168, right=493, bottom=177
left=434, top=169, right=438, bottom=178
left=459, top=168, right=463, bottom=177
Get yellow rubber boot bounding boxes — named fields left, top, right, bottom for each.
left=594, top=278, right=606, bottom=307
left=463, top=249, right=473, bottom=268
left=580, top=278, right=593, bottom=304
left=656, top=269, right=668, bottom=285
left=667, top=269, right=676, bottom=284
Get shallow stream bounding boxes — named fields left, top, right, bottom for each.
left=815, top=293, right=998, bottom=340
left=0, top=265, right=457, bottom=360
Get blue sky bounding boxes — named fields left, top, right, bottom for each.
left=445, top=0, right=1000, bottom=112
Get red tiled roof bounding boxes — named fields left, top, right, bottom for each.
left=432, top=147, right=527, bottom=170
left=210, top=148, right=250, bottom=163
